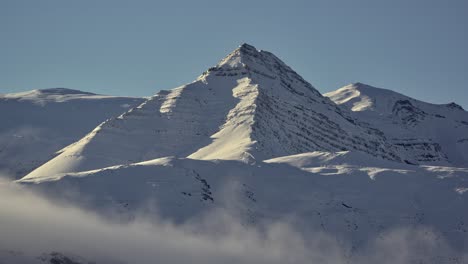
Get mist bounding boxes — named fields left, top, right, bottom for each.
left=0, top=179, right=466, bottom=264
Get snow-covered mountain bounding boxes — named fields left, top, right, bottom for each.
left=325, top=83, right=468, bottom=166
left=8, top=44, right=468, bottom=263
left=24, top=44, right=410, bottom=179
left=0, top=88, right=144, bottom=178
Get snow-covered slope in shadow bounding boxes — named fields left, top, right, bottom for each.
left=0, top=88, right=144, bottom=178
left=325, top=83, right=468, bottom=166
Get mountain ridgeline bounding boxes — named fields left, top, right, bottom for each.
left=325, top=83, right=468, bottom=166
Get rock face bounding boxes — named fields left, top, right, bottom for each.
left=24, top=44, right=404, bottom=179
left=325, top=82, right=468, bottom=166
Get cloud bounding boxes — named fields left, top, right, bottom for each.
left=0, top=179, right=466, bottom=264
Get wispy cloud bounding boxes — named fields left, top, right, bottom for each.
left=0, top=179, right=466, bottom=264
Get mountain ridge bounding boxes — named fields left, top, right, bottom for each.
left=326, top=82, right=465, bottom=112
left=325, top=82, right=468, bottom=166
left=1, top=88, right=97, bottom=96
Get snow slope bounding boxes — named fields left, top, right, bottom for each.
left=0, top=88, right=144, bottom=178
left=325, top=83, right=468, bottom=166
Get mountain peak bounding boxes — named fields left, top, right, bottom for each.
left=215, top=43, right=288, bottom=72
left=352, top=82, right=370, bottom=88
left=446, top=102, right=464, bottom=111
left=239, top=42, right=258, bottom=51
left=216, top=43, right=261, bottom=69
left=202, top=43, right=322, bottom=98
left=348, top=82, right=390, bottom=93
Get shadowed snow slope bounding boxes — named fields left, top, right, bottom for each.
left=0, top=88, right=144, bottom=178
left=325, top=83, right=468, bottom=166
left=24, top=44, right=408, bottom=179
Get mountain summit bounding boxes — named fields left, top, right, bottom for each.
left=24, top=44, right=436, bottom=179
left=213, top=43, right=321, bottom=97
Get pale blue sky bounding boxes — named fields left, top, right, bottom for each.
left=1, top=0, right=467, bottom=107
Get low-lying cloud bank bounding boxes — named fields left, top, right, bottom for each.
left=0, top=180, right=466, bottom=264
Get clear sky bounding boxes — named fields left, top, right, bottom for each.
left=1, top=0, right=467, bottom=107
